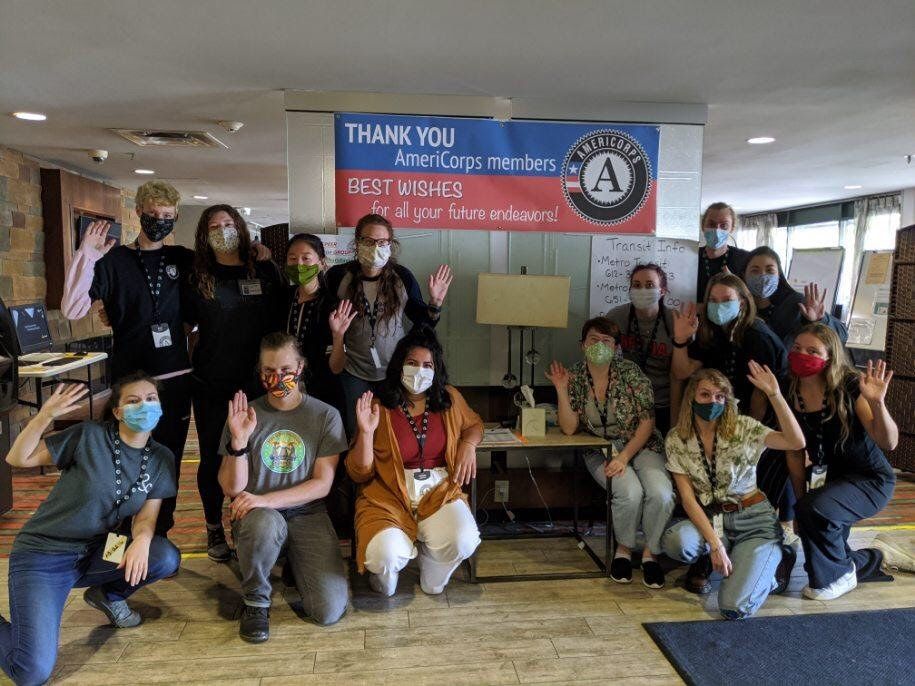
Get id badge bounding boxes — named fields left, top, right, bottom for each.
left=369, top=346, right=383, bottom=369
left=151, top=323, right=172, bottom=348
left=238, top=278, right=263, bottom=296
left=103, top=533, right=128, bottom=564
left=712, top=513, right=725, bottom=539
left=809, top=465, right=828, bottom=491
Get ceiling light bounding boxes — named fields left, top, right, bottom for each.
left=134, top=168, right=155, bottom=175
left=747, top=137, right=775, bottom=145
left=193, top=195, right=209, bottom=200
left=12, top=111, right=46, bottom=121
left=844, top=185, right=862, bottom=190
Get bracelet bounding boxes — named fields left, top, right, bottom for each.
left=224, top=440, right=248, bottom=457
left=672, top=337, right=690, bottom=348
left=428, top=303, right=442, bottom=313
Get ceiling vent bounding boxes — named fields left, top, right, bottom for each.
left=111, top=129, right=228, bottom=149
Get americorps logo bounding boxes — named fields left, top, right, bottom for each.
left=562, top=130, right=652, bottom=226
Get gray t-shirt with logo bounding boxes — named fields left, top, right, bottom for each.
left=605, top=303, right=674, bottom=408
left=220, top=394, right=348, bottom=509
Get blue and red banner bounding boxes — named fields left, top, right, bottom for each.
left=334, top=113, right=659, bottom=234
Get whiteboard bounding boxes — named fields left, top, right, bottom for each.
left=847, top=250, right=894, bottom=351
left=786, top=248, right=845, bottom=309
left=589, top=235, right=699, bottom=317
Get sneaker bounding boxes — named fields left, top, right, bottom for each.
left=83, top=586, right=142, bottom=628
left=369, top=572, right=396, bottom=597
left=871, top=535, right=915, bottom=573
left=781, top=522, right=801, bottom=547
left=610, top=556, right=632, bottom=584
left=642, top=559, right=665, bottom=589
left=772, top=544, right=797, bottom=595
left=239, top=605, right=270, bottom=643
left=803, top=564, right=857, bottom=600
left=207, top=526, right=232, bottom=563
left=684, top=554, right=712, bottom=595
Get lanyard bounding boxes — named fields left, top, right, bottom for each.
left=287, top=297, right=317, bottom=342
left=795, top=393, right=826, bottom=466
left=400, top=401, right=430, bottom=475
left=361, top=294, right=380, bottom=346
left=693, top=419, right=720, bottom=500
left=702, top=250, right=728, bottom=280
left=627, top=305, right=666, bottom=367
left=107, top=425, right=151, bottom=522
left=585, top=367, right=612, bottom=438
left=134, top=241, right=167, bottom=322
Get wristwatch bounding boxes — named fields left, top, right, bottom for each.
left=224, top=440, right=248, bottom=457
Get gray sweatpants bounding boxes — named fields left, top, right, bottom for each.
left=232, top=506, right=349, bottom=625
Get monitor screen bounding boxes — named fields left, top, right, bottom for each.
left=9, top=303, right=52, bottom=354
left=75, top=215, right=121, bottom=250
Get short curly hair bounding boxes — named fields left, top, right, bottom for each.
left=135, top=180, right=180, bottom=210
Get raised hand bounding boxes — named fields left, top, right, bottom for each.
left=672, top=302, right=699, bottom=343
left=859, top=359, right=893, bottom=404
left=544, top=361, right=570, bottom=393
left=798, top=282, right=827, bottom=322
left=38, top=383, right=89, bottom=420
left=329, top=299, right=357, bottom=337
left=428, top=265, right=454, bottom=307
left=226, top=391, right=257, bottom=447
left=81, top=220, right=116, bottom=259
left=746, top=360, right=780, bottom=397
left=355, top=391, right=380, bottom=435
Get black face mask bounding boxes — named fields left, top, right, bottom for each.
left=140, top=213, right=175, bottom=242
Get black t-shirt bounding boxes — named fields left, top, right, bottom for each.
left=89, top=244, right=194, bottom=380
left=688, top=318, right=787, bottom=410
left=697, top=246, right=751, bottom=301
left=183, top=260, right=285, bottom=395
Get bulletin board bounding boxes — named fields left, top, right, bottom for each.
left=786, top=247, right=845, bottom=309
left=847, top=250, right=894, bottom=351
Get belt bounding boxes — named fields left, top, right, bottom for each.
left=707, top=490, right=766, bottom=514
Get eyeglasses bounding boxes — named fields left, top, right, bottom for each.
left=357, top=237, right=391, bottom=248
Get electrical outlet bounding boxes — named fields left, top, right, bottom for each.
left=494, top=480, right=509, bottom=502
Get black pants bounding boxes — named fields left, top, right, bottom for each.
left=152, top=374, right=192, bottom=536
left=794, top=475, right=894, bottom=588
left=756, top=449, right=789, bottom=520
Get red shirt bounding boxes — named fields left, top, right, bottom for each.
left=390, top=408, right=447, bottom=470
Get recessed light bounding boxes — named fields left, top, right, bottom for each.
left=193, top=195, right=208, bottom=200
left=747, top=136, right=775, bottom=145
left=12, top=111, right=47, bottom=121
left=134, top=169, right=155, bottom=175
left=844, top=185, right=862, bottom=190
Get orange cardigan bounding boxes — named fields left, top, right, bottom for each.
left=346, top=386, right=483, bottom=573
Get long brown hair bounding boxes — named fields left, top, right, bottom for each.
left=787, top=323, right=858, bottom=447
left=192, top=204, right=256, bottom=299
left=673, top=368, right=740, bottom=442
left=698, top=272, right=757, bottom=347
left=345, top=213, right=404, bottom=327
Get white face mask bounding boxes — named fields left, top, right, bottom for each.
left=629, top=287, right=661, bottom=309
left=401, top=364, right=434, bottom=394
left=208, top=226, right=240, bottom=253
left=357, top=243, right=391, bottom=269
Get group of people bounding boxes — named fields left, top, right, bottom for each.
left=0, top=183, right=907, bottom=684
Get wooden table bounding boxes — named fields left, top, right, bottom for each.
left=471, top=426, right=612, bottom=583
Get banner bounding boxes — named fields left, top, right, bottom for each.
left=335, top=113, right=659, bottom=234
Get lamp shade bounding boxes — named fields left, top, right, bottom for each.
left=475, top=273, right=571, bottom=328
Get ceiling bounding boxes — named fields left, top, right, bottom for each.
left=1, top=0, right=913, bottom=225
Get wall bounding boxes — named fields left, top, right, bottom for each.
left=0, top=146, right=45, bottom=306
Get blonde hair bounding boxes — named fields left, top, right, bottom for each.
left=788, top=323, right=858, bottom=447
left=701, top=201, right=738, bottom=231
left=699, top=272, right=757, bottom=347
left=673, top=368, right=740, bottom=442
left=135, top=180, right=180, bottom=210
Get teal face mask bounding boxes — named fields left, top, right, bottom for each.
left=120, top=401, right=163, bottom=432
left=707, top=300, right=741, bottom=326
left=584, top=341, right=614, bottom=365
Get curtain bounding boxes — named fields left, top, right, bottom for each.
left=737, top=212, right=778, bottom=250
left=845, top=194, right=902, bottom=305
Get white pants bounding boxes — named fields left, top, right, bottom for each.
left=363, top=500, right=481, bottom=596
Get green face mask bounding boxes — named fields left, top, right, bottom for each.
left=584, top=341, right=614, bottom=365
left=285, top=263, right=321, bottom=287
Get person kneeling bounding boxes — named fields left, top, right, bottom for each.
left=219, top=333, right=350, bottom=643
left=348, top=328, right=482, bottom=596
left=661, top=364, right=804, bottom=619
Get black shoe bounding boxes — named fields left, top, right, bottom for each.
left=207, top=526, right=232, bottom=563
left=684, top=554, right=712, bottom=595
left=239, top=605, right=270, bottom=643
left=773, top=544, right=797, bottom=595
left=642, top=559, right=665, bottom=589
left=281, top=559, right=296, bottom=587
left=610, top=557, right=633, bottom=584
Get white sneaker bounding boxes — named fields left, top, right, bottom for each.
left=802, top=564, right=858, bottom=600
left=781, top=522, right=801, bottom=547
left=871, top=535, right=915, bottom=573
left=368, top=572, right=397, bottom=597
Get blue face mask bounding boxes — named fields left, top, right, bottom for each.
left=707, top=300, right=741, bottom=326
left=746, top=273, right=779, bottom=299
left=693, top=400, right=726, bottom=421
left=703, top=228, right=729, bottom=250
left=120, top=401, right=163, bottom=432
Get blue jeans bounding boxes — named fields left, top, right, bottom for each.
left=1, top=537, right=180, bottom=686
left=338, top=371, right=376, bottom=438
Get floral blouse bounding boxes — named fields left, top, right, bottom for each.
left=665, top=415, right=772, bottom=506
left=568, top=358, right=663, bottom=453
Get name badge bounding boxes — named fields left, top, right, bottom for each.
left=103, top=533, right=128, bottom=564
left=809, top=465, right=828, bottom=491
left=712, top=512, right=725, bottom=539
left=151, top=323, right=172, bottom=349
left=238, top=279, right=263, bottom=296
left=369, top=346, right=383, bottom=369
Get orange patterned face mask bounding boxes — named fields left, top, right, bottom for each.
left=261, top=371, right=300, bottom=398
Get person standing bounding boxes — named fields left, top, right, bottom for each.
left=697, top=202, right=751, bottom=301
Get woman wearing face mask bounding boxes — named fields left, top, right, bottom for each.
left=545, top=317, right=674, bottom=588
left=183, top=205, right=286, bottom=563
left=605, top=264, right=678, bottom=434
left=742, top=246, right=848, bottom=349
left=347, top=328, right=482, bottom=597
left=697, top=202, right=751, bottom=301
left=785, top=324, right=906, bottom=600
left=2, top=375, right=180, bottom=685
left=661, top=365, right=803, bottom=618
left=325, top=214, right=453, bottom=436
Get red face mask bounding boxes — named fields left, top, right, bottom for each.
left=788, top=351, right=828, bottom=378
left=261, top=370, right=300, bottom=397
